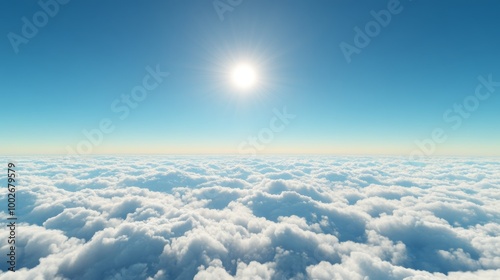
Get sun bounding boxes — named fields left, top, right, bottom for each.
left=231, top=63, right=257, bottom=90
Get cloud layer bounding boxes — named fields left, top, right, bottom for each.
left=0, top=156, right=499, bottom=279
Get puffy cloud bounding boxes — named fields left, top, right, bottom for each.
left=0, top=156, right=499, bottom=279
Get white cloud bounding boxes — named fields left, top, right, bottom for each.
left=0, top=156, right=499, bottom=279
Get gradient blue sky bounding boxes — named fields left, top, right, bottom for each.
left=1, top=0, right=499, bottom=155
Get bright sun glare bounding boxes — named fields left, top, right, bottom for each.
left=231, top=63, right=257, bottom=90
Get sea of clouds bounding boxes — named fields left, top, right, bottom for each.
left=0, top=156, right=499, bottom=280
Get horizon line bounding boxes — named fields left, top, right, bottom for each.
left=1, top=153, right=500, bottom=158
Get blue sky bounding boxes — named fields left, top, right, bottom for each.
left=1, top=0, right=499, bottom=155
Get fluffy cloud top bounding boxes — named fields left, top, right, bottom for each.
left=0, top=156, right=499, bottom=279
